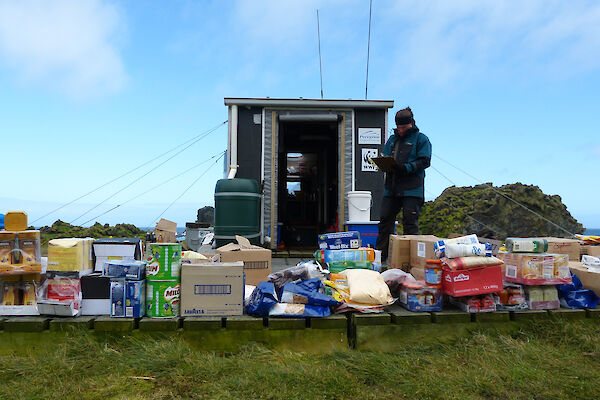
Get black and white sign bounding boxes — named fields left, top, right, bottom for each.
left=362, top=148, right=378, bottom=172
left=358, top=128, right=382, bottom=145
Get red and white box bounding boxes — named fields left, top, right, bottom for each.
left=442, top=265, right=503, bottom=297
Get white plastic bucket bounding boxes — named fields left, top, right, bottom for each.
left=348, top=191, right=372, bottom=222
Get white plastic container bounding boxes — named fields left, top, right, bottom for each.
left=348, top=191, right=372, bottom=222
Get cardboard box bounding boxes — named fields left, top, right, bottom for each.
left=47, top=238, right=94, bottom=276
left=442, top=265, right=503, bottom=297
left=318, top=231, right=361, bottom=250
left=409, top=235, right=440, bottom=268
left=498, top=252, right=571, bottom=285
left=582, top=245, right=600, bottom=258
left=154, top=218, right=177, bottom=243
left=180, top=262, right=244, bottom=317
left=81, top=273, right=111, bottom=315
left=110, top=279, right=145, bottom=318
left=93, top=238, right=143, bottom=272
left=570, top=261, right=600, bottom=296
left=103, top=261, right=146, bottom=280
left=216, top=236, right=271, bottom=286
left=478, top=237, right=502, bottom=257
left=542, top=237, right=581, bottom=261
left=388, top=235, right=411, bottom=270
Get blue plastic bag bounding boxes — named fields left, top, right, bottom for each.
left=557, top=274, right=600, bottom=309
left=280, top=279, right=341, bottom=307
left=269, top=303, right=331, bottom=317
left=246, top=282, right=278, bottom=317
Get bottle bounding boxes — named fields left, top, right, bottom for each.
left=505, top=238, right=548, bottom=253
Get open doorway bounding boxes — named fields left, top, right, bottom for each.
left=277, top=120, right=339, bottom=249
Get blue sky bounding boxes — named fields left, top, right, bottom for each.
left=0, top=0, right=598, bottom=229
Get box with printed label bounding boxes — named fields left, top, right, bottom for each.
left=409, top=235, right=440, bottom=268
left=180, top=262, right=244, bottom=317
left=442, top=265, right=503, bottom=297
left=399, top=282, right=443, bottom=312
left=103, top=261, right=146, bottom=280
left=110, top=279, right=145, bottom=318
left=542, top=237, right=581, bottom=262
left=93, top=238, right=143, bottom=273
left=318, top=231, right=361, bottom=250
left=498, top=252, right=571, bottom=285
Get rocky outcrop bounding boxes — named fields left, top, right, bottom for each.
left=418, top=183, right=584, bottom=239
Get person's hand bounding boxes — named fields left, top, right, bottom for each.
left=394, top=163, right=407, bottom=174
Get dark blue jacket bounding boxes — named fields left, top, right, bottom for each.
left=382, top=126, right=431, bottom=198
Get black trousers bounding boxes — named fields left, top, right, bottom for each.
left=376, top=196, right=422, bottom=261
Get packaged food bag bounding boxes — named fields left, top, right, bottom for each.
left=269, top=303, right=331, bottom=318
left=340, top=269, right=393, bottom=305
left=279, top=278, right=341, bottom=307
left=246, top=282, right=278, bottom=317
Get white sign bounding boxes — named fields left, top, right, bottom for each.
left=358, top=128, right=382, bottom=144
left=362, top=148, right=378, bottom=172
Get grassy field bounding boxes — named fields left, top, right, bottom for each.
left=1, top=319, right=600, bottom=399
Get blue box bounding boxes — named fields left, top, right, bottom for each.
left=103, top=261, right=146, bottom=280
left=318, top=231, right=361, bottom=250
left=110, top=279, right=145, bottom=318
left=346, top=221, right=398, bottom=247
left=399, top=287, right=443, bottom=312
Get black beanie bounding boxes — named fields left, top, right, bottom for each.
left=395, top=107, right=414, bottom=125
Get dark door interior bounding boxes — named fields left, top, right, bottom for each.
left=277, top=121, right=338, bottom=249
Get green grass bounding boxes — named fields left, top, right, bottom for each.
left=2, top=320, right=600, bottom=399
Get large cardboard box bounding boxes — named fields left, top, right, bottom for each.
left=154, top=219, right=177, bottom=243
left=582, top=245, right=600, bottom=258
left=47, top=238, right=94, bottom=276
left=542, top=237, right=581, bottom=261
left=409, top=235, right=440, bottom=268
left=569, top=261, right=600, bottom=296
left=442, top=265, right=503, bottom=297
left=216, top=236, right=271, bottom=286
left=498, top=252, right=571, bottom=285
left=180, top=262, right=244, bottom=317
left=388, top=235, right=411, bottom=270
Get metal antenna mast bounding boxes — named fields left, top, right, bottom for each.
left=317, top=9, right=324, bottom=99
left=365, top=0, right=373, bottom=99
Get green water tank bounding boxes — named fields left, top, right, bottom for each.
left=214, top=178, right=261, bottom=247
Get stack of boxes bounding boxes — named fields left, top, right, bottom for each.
left=103, top=261, right=146, bottom=318
left=435, top=235, right=504, bottom=313
left=0, top=212, right=42, bottom=316
left=145, top=243, right=181, bottom=318
left=497, top=238, right=571, bottom=310
left=80, top=238, right=144, bottom=316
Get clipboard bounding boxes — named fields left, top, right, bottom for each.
left=368, top=156, right=398, bottom=173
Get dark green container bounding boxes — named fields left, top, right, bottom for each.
left=214, top=178, right=261, bottom=247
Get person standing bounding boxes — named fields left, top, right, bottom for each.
left=375, top=107, right=432, bottom=261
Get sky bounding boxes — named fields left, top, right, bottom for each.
left=0, top=0, right=599, bottom=229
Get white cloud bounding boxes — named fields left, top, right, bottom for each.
left=380, top=0, right=600, bottom=88
left=0, top=0, right=127, bottom=98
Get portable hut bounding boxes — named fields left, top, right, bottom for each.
left=224, top=97, right=394, bottom=249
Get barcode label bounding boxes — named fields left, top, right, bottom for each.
left=244, top=261, right=269, bottom=270
left=194, top=284, right=232, bottom=295
left=126, top=307, right=133, bottom=317
left=506, top=265, right=517, bottom=278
